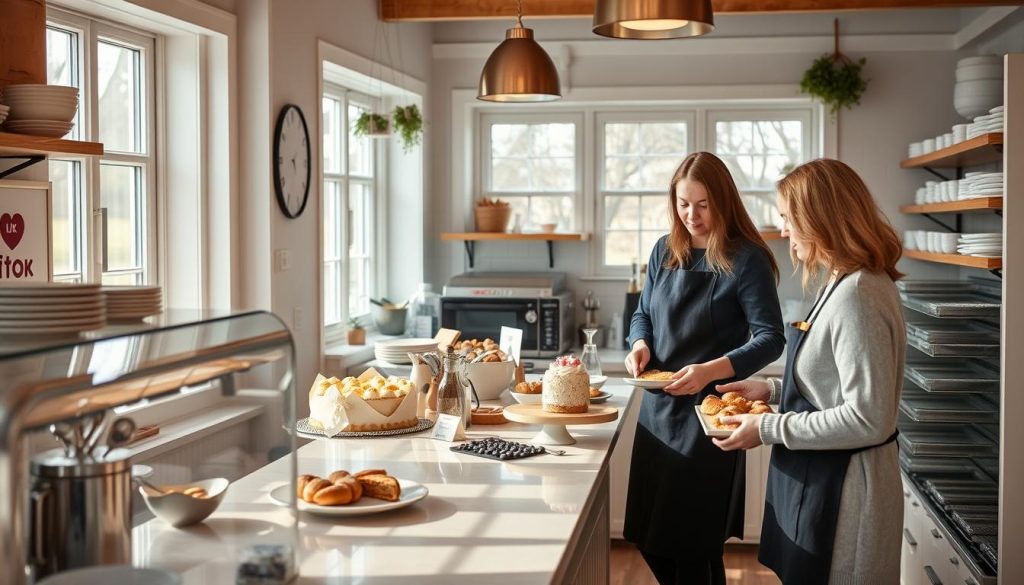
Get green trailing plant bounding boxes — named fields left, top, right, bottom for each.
left=354, top=112, right=389, bottom=137
left=347, top=316, right=363, bottom=330
left=391, top=104, right=423, bottom=152
left=800, top=53, right=868, bottom=115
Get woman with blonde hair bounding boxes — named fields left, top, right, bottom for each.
left=714, top=158, right=905, bottom=585
left=623, top=151, right=785, bottom=585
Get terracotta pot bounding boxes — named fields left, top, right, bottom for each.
left=347, top=328, right=366, bottom=345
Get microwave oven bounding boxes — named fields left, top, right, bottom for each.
left=439, top=291, right=574, bottom=358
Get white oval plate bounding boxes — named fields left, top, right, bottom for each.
left=590, top=391, right=613, bottom=404
left=269, top=479, right=428, bottom=516
left=624, top=378, right=673, bottom=389
left=510, top=391, right=543, bottom=404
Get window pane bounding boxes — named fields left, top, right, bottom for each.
left=323, top=97, right=342, bottom=175
left=324, top=261, right=341, bottom=326
left=102, top=272, right=140, bottom=286
left=490, top=158, right=529, bottom=192
left=605, top=195, right=639, bottom=230
left=640, top=195, right=671, bottom=231
left=528, top=196, right=572, bottom=231
left=640, top=231, right=662, bottom=264
left=349, top=259, right=368, bottom=318
left=605, top=230, right=638, bottom=267
left=324, top=181, right=342, bottom=260
left=100, top=163, right=143, bottom=273
left=491, top=124, right=528, bottom=157
left=714, top=120, right=803, bottom=190
left=489, top=122, right=576, bottom=192
left=98, top=40, right=143, bottom=153
left=46, top=27, right=80, bottom=140
left=531, top=157, right=574, bottom=191
left=49, top=159, right=81, bottom=278
left=350, top=182, right=371, bottom=257
left=604, top=122, right=687, bottom=191
left=348, top=104, right=373, bottom=177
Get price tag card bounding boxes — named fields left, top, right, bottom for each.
left=430, top=413, right=465, bottom=442
left=499, top=326, right=523, bottom=365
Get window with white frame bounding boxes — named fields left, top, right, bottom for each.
left=480, top=114, right=582, bottom=231
left=599, top=113, right=694, bottom=267
left=47, top=11, right=156, bottom=285
left=322, top=84, right=380, bottom=337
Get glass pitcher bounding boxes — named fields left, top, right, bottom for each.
left=435, top=346, right=479, bottom=429
left=581, top=328, right=602, bottom=377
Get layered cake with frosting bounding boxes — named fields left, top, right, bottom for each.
left=308, top=370, right=417, bottom=435
left=542, top=355, right=589, bottom=414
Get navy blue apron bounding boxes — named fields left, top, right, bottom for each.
left=624, top=254, right=746, bottom=559
left=758, top=274, right=898, bottom=585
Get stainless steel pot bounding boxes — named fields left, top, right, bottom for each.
left=29, top=449, right=132, bottom=581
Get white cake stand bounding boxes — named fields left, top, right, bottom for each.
left=503, top=403, right=618, bottom=445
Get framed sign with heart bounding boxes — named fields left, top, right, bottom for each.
left=0, top=180, right=52, bottom=282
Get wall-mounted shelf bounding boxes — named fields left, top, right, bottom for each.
left=903, top=249, right=1002, bottom=271
left=900, top=133, right=1003, bottom=171
left=0, top=131, right=104, bottom=178
left=441, top=232, right=590, bottom=268
left=759, top=230, right=784, bottom=240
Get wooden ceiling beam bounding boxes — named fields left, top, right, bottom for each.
left=380, top=0, right=1021, bottom=21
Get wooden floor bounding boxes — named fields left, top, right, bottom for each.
left=611, top=540, right=781, bottom=585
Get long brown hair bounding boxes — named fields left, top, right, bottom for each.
left=777, top=158, right=904, bottom=288
left=664, top=152, right=779, bottom=281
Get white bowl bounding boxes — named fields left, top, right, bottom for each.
left=465, top=359, right=515, bottom=401
left=1, top=84, right=79, bottom=99
left=957, top=55, right=1001, bottom=68
left=904, top=232, right=916, bottom=251
left=588, top=374, right=607, bottom=389
left=510, top=390, right=543, bottom=405
left=956, top=63, right=1003, bottom=83
left=37, top=566, right=181, bottom=585
left=538, top=223, right=557, bottom=233
left=913, top=231, right=928, bottom=251
left=140, top=478, right=229, bottom=528
left=3, top=101, right=78, bottom=122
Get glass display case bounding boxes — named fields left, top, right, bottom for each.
left=0, top=310, right=298, bottom=585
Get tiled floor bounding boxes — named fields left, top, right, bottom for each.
left=611, top=540, right=782, bottom=585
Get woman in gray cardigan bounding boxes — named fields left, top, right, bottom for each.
left=714, top=159, right=905, bottom=585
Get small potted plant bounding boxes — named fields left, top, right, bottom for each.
left=800, top=20, right=868, bottom=116
left=346, top=316, right=366, bottom=345
left=391, top=104, right=423, bottom=152
left=354, top=112, right=389, bottom=138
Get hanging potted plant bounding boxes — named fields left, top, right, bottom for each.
left=800, top=19, right=869, bottom=116
left=354, top=112, right=390, bottom=138
left=391, top=104, right=423, bottom=152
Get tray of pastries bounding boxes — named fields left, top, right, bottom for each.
left=695, top=393, right=773, bottom=438
left=269, top=468, right=427, bottom=516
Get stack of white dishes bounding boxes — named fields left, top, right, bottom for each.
left=374, top=337, right=437, bottom=364
left=904, top=230, right=959, bottom=254
left=102, top=285, right=162, bottom=320
left=958, top=233, right=1002, bottom=258
left=0, top=84, right=79, bottom=138
left=959, top=171, right=1003, bottom=200
left=0, top=104, right=9, bottom=126
left=0, top=283, right=105, bottom=335
left=966, top=106, right=1004, bottom=140
left=954, top=55, right=1003, bottom=120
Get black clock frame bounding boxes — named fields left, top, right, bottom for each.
left=273, top=103, right=312, bottom=219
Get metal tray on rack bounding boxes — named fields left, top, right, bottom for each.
left=951, top=511, right=999, bottom=537
left=899, top=393, right=998, bottom=423
left=907, top=334, right=1000, bottom=357
left=900, top=452, right=987, bottom=475
left=905, top=316, right=1000, bottom=344
left=930, top=485, right=999, bottom=506
left=896, top=280, right=990, bottom=294
left=973, top=423, right=1000, bottom=443
left=897, top=423, right=997, bottom=456
left=973, top=457, right=999, bottom=481
left=901, top=292, right=1002, bottom=318
left=904, top=361, right=1000, bottom=393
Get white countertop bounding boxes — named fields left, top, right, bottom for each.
left=133, top=383, right=640, bottom=584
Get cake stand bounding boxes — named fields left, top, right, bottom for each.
left=503, top=403, right=618, bottom=446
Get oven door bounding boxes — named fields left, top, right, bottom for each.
left=440, top=298, right=538, bottom=351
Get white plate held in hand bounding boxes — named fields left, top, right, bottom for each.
left=624, top=377, right=672, bottom=389
left=269, top=478, right=428, bottom=516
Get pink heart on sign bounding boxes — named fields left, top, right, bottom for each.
left=1, top=213, right=25, bottom=250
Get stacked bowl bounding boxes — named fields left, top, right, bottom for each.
left=954, top=56, right=1003, bottom=120
left=0, top=84, right=79, bottom=137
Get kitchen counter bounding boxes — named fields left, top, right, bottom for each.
left=133, top=382, right=639, bottom=584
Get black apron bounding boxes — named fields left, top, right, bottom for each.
left=624, top=256, right=746, bottom=559
left=758, top=274, right=898, bottom=585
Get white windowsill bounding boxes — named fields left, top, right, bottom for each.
left=324, top=330, right=407, bottom=370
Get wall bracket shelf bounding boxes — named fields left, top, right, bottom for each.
left=441, top=232, right=590, bottom=269
left=0, top=155, right=45, bottom=179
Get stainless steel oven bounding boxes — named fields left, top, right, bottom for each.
left=441, top=273, right=574, bottom=358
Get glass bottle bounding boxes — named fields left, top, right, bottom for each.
left=436, top=346, right=470, bottom=429
left=407, top=283, right=441, bottom=338
left=581, top=328, right=602, bottom=377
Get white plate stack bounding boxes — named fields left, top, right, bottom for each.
left=959, top=171, right=1003, bottom=200
left=374, top=337, right=438, bottom=364
left=0, top=84, right=79, bottom=138
left=954, top=56, right=1002, bottom=121
left=0, top=283, right=105, bottom=335
left=957, top=233, right=1002, bottom=258
left=102, top=285, right=163, bottom=320
left=0, top=104, right=9, bottom=126
left=966, top=106, right=1004, bottom=140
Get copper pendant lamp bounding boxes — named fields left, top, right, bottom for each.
left=592, top=0, right=715, bottom=40
left=478, top=1, right=561, bottom=102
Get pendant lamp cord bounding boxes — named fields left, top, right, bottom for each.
left=515, top=0, right=524, bottom=27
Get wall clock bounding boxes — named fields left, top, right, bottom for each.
left=273, top=104, right=311, bottom=219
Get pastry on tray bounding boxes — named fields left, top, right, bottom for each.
left=699, top=394, right=774, bottom=431
left=296, top=469, right=399, bottom=506
left=308, top=369, right=418, bottom=435
left=513, top=380, right=542, bottom=394
left=637, top=369, right=674, bottom=381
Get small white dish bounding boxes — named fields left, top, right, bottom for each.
left=269, top=479, right=428, bottom=516
left=588, top=375, right=607, bottom=389
left=36, top=565, right=181, bottom=585
left=511, top=391, right=543, bottom=405
left=139, top=478, right=229, bottom=528
left=624, top=377, right=673, bottom=390
left=590, top=391, right=613, bottom=404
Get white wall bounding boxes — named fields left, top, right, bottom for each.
left=428, top=13, right=966, bottom=340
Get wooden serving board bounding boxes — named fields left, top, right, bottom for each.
left=503, top=403, right=618, bottom=426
